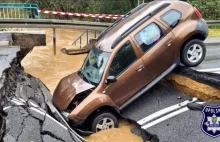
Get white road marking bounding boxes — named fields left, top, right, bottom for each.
left=141, top=102, right=206, bottom=130
left=197, top=68, right=220, bottom=74
left=138, top=98, right=198, bottom=126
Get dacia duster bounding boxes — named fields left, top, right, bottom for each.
left=53, top=0, right=208, bottom=132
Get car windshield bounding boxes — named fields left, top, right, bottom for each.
left=80, top=47, right=110, bottom=85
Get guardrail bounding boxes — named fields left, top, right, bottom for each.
left=0, top=19, right=111, bottom=55
left=206, top=20, right=220, bottom=27
left=0, top=19, right=111, bottom=30
left=0, top=19, right=217, bottom=29
left=0, top=19, right=219, bottom=55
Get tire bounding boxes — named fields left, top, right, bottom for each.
left=181, top=39, right=206, bottom=67
left=90, top=111, right=118, bottom=132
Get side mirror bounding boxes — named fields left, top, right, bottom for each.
left=105, top=76, right=117, bottom=84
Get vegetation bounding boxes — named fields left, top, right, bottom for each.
left=0, top=0, right=218, bottom=20
left=209, top=27, right=220, bottom=37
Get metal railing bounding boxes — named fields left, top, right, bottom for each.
left=0, top=19, right=111, bottom=29
left=72, top=30, right=100, bottom=48
left=0, top=3, right=40, bottom=19
left=0, top=18, right=111, bottom=55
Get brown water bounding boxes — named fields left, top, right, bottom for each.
left=21, top=29, right=143, bottom=142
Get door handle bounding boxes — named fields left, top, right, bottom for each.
left=136, top=65, right=145, bottom=72
left=166, top=40, right=172, bottom=47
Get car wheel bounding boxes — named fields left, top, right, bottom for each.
left=181, top=39, right=206, bottom=67
left=90, top=112, right=118, bottom=132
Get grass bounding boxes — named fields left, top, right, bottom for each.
left=208, top=28, right=220, bottom=38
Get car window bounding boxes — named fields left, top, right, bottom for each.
left=109, top=41, right=137, bottom=77
left=135, top=23, right=163, bottom=53
left=161, top=9, right=182, bottom=28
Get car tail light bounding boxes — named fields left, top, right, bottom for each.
left=194, top=7, right=202, bottom=19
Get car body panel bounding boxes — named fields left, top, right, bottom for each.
left=53, top=72, right=95, bottom=111
left=130, top=18, right=176, bottom=83
left=103, top=37, right=149, bottom=107
left=68, top=91, right=117, bottom=121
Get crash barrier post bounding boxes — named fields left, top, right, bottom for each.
left=0, top=3, right=40, bottom=19
left=72, top=29, right=100, bottom=49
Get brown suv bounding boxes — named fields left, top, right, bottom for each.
left=53, top=0, right=208, bottom=132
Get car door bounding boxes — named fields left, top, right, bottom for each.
left=104, top=39, right=148, bottom=108
left=130, top=19, right=176, bottom=84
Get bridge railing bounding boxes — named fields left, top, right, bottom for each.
left=0, top=3, right=40, bottom=19
left=72, top=30, right=100, bottom=49
left=0, top=19, right=218, bottom=55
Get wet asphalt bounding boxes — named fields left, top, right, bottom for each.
left=122, top=44, right=220, bottom=142
left=193, top=45, right=220, bottom=70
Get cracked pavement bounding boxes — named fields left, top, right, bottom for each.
left=0, top=48, right=83, bottom=142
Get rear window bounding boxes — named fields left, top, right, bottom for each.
left=161, top=10, right=182, bottom=28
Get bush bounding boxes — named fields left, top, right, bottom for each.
left=0, top=0, right=218, bottom=20
left=188, top=0, right=220, bottom=20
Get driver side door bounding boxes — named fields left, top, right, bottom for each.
left=104, top=40, right=148, bottom=108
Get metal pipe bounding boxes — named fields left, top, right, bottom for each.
left=94, top=30, right=97, bottom=38
left=3, top=8, right=5, bottom=18
left=80, top=36, right=82, bottom=48
left=86, top=29, right=89, bottom=45
left=53, top=28, right=56, bottom=55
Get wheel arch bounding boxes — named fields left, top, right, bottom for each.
left=84, top=105, right=121, bottom=124
left=181, top=33, right=206, bottom=53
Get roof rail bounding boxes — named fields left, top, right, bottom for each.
left=98, top=3, right=148, bottom=41
left=111, top=3, right=170, bottom=49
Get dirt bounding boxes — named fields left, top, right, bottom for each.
left=21, top=29, right=144, bottom=142
left=163, top=67, right=220, bottom=102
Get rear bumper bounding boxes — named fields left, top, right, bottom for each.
left=197, top=19, right=209, bottom=39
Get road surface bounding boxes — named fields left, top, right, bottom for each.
left=122, top=44, right=220, bottom=142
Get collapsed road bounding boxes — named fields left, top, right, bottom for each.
left=0, top=48, right=85, bottom=142
left=1, top=42, right=220, bottom=142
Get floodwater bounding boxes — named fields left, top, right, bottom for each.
left=21, top=29, right=143, bottom=142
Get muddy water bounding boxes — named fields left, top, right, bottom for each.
left=21, top=29, right=143, bottom=142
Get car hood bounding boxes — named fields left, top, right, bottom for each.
left=52, top=72, right=95, bottom=111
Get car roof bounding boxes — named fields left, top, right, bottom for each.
left=95, top=0, right=181, bottom=52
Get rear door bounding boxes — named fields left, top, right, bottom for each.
left=104, top=38, right=148, bottom=107
left=130, top=19, right=176, bottom=83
